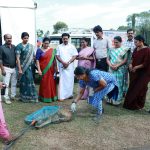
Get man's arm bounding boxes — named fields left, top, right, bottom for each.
left=56, top=55, right=69, bottom=68
left=68, top=55, right=77, bottom=64
left=0, top=47, right=6, bottom=76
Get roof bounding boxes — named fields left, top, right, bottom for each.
left=0, top=0, right=36, bottom=9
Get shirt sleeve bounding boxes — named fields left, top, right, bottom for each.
left=90, top=70, right=102, bottom=81
left=36, top=49, right=42, bottom=60
left=0, top=46, right=3, bottom=64
left=56, top=45, right=60, bottom=56
left=93, top=40, right=96, bottom=49
left=79, top=80, right=86, bottom=88
left=107, top=48, right=111, bottom=59
left=107, top=38, right=112, bottom=49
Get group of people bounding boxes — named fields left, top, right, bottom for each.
left=0, top=24, right=150, bottom=141
left=71, top=26, right=150, bottom=122
left=0, top=32, right=38, bottom=104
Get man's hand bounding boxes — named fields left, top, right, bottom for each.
left=71, top=102, right=77, bottom=112
left=0, top=82, right=3, bottom=89
left=62, top=62, right=69, bottom=68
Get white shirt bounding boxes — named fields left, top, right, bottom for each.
left=56, top=43, right=78, bottom=68
left=123, top=39, right=135, bottom=53
left=93, top=36, right=112, bottom=59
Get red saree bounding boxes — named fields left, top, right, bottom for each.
left=39, top=48, right=57, bottom=102
left=123, top=47, right=150, bottom=110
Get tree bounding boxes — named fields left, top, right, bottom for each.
left=53, top=21, right=68, bottom=34
left=36, top=29, right=44, bottom=37
left=117, top=26, right=128, bottom=31
left=44, top=30, right=50, bottom=37
left=126, top=10, right=150, bottom=45
left=126, top=13, right=138, bottom=30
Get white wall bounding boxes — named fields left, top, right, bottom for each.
left=0, top=0, right=36, bottom=46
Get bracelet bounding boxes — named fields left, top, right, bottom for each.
left=68, top=61, right=71, bottom=64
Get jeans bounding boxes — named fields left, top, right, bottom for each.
left=3, top=67, right=17, bottom=100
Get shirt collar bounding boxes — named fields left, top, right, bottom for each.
left=4, top=43, right=12, bottom=48
left=127, top=39, right=134, bottom=42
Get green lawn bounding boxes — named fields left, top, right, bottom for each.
left=0, top=83, right=150, bottom=150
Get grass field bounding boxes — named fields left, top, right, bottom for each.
left=0, top=83, right=150, bottom=150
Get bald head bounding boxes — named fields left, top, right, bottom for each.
left=4, top=34, right=12, bottom=40
left=4, top=34, right=12, bottom=45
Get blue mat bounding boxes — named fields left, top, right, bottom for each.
left=25, top=106, right=60, bottom=125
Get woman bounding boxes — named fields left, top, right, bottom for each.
left=77, top=37, right=95, bottom=99
left=0, top=74, right=12, bottom=143
left=123, top=35, right=150, bottom=110
left=16, top=32, right=38, bottom=102
left=71, top=66, right=118, bottom=122
left=107, top=36, right=130, bottom=105
left=36, top=37, right=58, bottom=102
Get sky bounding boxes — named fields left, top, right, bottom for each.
left=35, top=0, right=150, bottom=32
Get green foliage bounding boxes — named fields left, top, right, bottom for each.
left=117, top=26, right=129, bottom=31
left=126, top=10, right=150, bottom=45
left=53, top=21, right=68, bottom=34
left=36, top=29, right=44, bottom=37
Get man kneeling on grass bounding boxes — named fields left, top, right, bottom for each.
left=71, top=66, right=119, bottom=122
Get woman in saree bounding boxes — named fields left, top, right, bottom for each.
left=76, top=37, right=95, bottom=99
left=16, top=32, right=38, bottom=102
left=0, top=75, right=12, bottom=143
left=123, top=35, right=150, bottom=110
left=36, top=37, right=58, bottom=102
left=107, top=36, right=130, bottom=105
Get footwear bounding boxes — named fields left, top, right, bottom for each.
left=11, top=97, right=15, bottom=101
left=58, top=99, right=64, bottom=102
left=68, top=96, right=73, bottom=99
left=112, top=100, right=122, bottom=106
left=4, top=99, right=12, bottom=104
left=92, top=114, right=102, bottom=124
left=106, top=98, right=112, bottom=104
left=35, top=99, right=39, bottom=103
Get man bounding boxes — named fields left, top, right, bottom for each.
left=93, top=25, right=112, bottom=72
left=0, top=34, right=17, bottom=104
left=56, top=33, right=78, bottom=101
left=123, top=29, right=135, bottom=53
left=123, top=29, right=136, bottom=96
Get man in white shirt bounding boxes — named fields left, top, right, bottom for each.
left=93, top=25, right=112, bottom=72
left=56, top=33, right=78, bottom=101
left=123, top=29, right=135, bottom=96
left=123, top=29, right=135, bottom=53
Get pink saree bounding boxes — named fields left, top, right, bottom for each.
left=0, top=101, right=10, bottom=140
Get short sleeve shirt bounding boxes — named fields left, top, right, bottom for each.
left=93, top=36, right=112, bottom=59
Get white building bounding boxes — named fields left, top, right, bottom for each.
left=0, top=0, right=37, bottom=45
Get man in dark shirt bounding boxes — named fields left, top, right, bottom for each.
left=0, top=34, right=17, bottom=104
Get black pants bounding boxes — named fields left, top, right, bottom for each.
left=96, top=58, right=108, bottom=72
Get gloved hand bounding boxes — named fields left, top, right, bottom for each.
left=71, top=102, right=77, bottom=112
